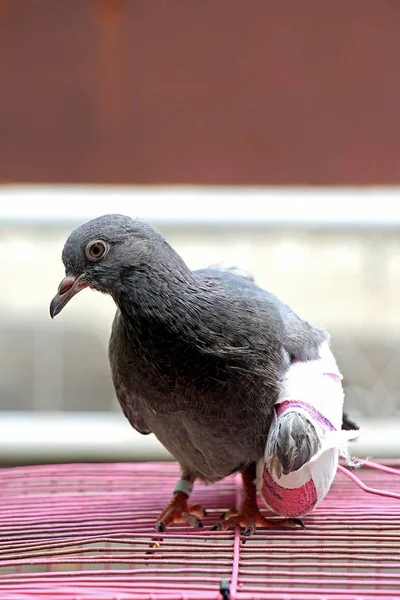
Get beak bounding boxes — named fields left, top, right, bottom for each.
left=49, top=274, right=89, bottom=318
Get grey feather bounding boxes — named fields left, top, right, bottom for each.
left=266, top=412, right=321, bottom=478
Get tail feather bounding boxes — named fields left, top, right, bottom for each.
left=267, top=412, right=321, bottom=478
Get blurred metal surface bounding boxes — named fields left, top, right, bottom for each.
left=0, top=185, right=399, bottom=463
left=0, top=411, right=172, bottom=465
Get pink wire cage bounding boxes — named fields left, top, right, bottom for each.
left=1, top=459, right=400, bottom=600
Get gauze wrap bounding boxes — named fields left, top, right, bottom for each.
left=257, top=342, right=360, bottom=518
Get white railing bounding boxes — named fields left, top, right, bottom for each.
left=0, top=411, right=397, bottom=465
left=1, top=184, right=400, bottom=227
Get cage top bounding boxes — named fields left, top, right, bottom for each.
left=0, top=460, right=400, bottom=600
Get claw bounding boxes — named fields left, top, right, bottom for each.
left=292, top=518, right=305, bottom=529
left=212, top=509, right=304, bottom=536
left=210, top=467, right=306, bottom=538
left=211, top=483, right=305, bottom=536
left=155, top=492, right=207, bottom=532
left=181, top=511, right=203, bottom=528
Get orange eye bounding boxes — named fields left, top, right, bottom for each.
left=86, top=240, right=108, bottom=261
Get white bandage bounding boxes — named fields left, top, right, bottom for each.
left=260, top=342, right=361, bottom=518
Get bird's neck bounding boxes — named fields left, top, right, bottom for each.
left=110, top=261, right=244, bottom=398
left=112, top=261, right=202, bottom=340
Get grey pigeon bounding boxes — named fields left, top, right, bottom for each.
left=50, top=214, right=332, bottom=535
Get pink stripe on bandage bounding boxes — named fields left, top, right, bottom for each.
left=275, top=400, right=336, bottom=432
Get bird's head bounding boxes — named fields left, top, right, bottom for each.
left=49, top=214, right=159, bottom=318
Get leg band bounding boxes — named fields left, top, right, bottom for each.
left=174, top=479, right=193, bottom=497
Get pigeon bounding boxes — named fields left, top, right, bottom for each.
left=50, top=214, right=337, bottom=536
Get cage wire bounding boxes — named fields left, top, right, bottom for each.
left=1, top=459, right=400, bottom=600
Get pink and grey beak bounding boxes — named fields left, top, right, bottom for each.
left=49, top=274, right=89, bottom=318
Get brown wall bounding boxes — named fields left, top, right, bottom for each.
left=0, top=0, right=399, bottom=185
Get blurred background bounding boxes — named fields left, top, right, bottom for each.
left=1, top=0, right=400, bottom=465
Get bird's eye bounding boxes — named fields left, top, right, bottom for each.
left=85, top=240, right=108, bottom=261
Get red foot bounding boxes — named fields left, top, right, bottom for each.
left=212, top=505, right=304, bottom=537
left=211, top=467, right=304, bottom=537
left=156, top=492, right=207, bottom=532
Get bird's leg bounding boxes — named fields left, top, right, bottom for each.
left=156, top=471, right=207, bottom=532
left=212, top=464, right=304, bottom=537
